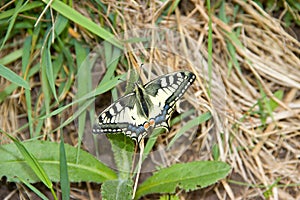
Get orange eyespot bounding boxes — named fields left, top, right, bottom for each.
left=149, top=119, right=155, bottom=126
left=144, top=122, right=150, bottom=130
left=144, top=119, right=155, bottom=130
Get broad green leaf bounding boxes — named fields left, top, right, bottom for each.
left=1, top=131, right=53, bottom=189
left=107, top=134, right=135, bottom=179
left=160, top=195, right=179, bottom=200
left=0, top=64, right=30, bottom=89
left=135, top=161, right=231, bottom=199
left=102, top=179, right=133, bottom=200
left=0, top=140, right=117, bottom=183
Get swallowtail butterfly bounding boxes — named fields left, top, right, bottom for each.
left=92, top=70, right=196, bottom=143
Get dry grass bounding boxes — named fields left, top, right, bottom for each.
left=1, top=0, right=300, bottom=199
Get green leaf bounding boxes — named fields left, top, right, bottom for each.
left=160, top=195, right=180, bottom=200
left=1, top=131, right=53, bottom=189
left=135, top=161, right=231, bottom=199
left=207, top=0, right=213, bottom=97
left=0, top=140, right=117, bottom=183
left=269, top=90, right=284, bottom=111
left=54, top=14, right=69, bottom=36
left=107, top=134, right=135, bottom=179
left=102, top=179, right=133, bottom=200
left=0, top=64, right=30, bottom=89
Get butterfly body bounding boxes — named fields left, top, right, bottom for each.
left=93, top=71, right=196, bottom=142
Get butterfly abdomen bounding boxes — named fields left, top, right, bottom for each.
left=135, top=83, right=152, bottom=118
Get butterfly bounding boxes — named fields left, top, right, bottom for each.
left=92, top=70, right=196, bottom=143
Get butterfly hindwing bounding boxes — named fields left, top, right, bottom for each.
left=93, top=93, right=147, bottom=137
left=93, top=70, right=196, bottom=142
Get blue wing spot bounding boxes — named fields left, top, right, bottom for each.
left=136, top=126, right=145, bottom=134
left=127, top=124, right=146, bottom=136
left=154, top=105, right=170, bottom=124
left=155, top=116, right=165, bottom=123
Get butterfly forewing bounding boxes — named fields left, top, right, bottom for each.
left=145, top=71, right=196, bottom=129
left=93, top=70, right=196, bottom=142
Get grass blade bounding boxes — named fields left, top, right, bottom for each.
left=17, top=177, right=49, bottom=200
left=60, top=135, right=70, bottom=200
left=167, top=112, right=212, bottom=149
left=0, top=49, right=23, bottom=65
left=0, top=64, right=30, bottom=89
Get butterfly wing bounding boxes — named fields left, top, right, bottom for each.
left=93, top=71, right=196, bottom=142
left=144, top=71, right=196, bottom=129
left=92, top=92, right=150, bottom=141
